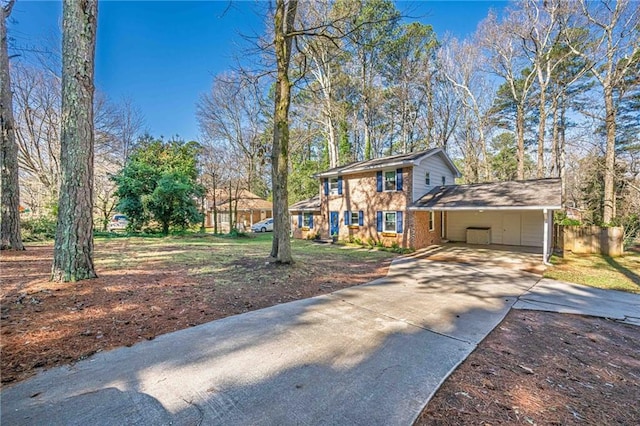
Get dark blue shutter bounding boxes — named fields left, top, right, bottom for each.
left=323, top=179, right=329, bottom=195
left=396, top=168, right=403, bottom=191
left=358, top=210, right=364, bottom=226
left=309, top=214, right=314, bottom=229
left=396, top=211, right=403, bottom=233
left=298, top=213, right=303, bottom=228
left=338, top=176, right=343, bottom=195
left=344, top=210, right=349, bottom=225
left=376, top=211, right=383, bottom=232
left=376, top=171, right=382, bottom=192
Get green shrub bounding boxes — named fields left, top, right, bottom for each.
left=21, top=216, right=57, bottom=241
left=555, top=211, right=581, bottom=226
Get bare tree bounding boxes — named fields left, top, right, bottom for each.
left=12, top=63, right=62, bottom=213
left=565, top=0, right=640, bottom=223
left=196, top=72, right=268, bottom=193
left=480, top=10, right=537, bottom=180
left=51, top=0, right=98, bottom=282
left=439, top=36, right=493, bottom=181
left=1, top=0, right=24, bottom=250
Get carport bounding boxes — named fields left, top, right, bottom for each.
left=411, top=178, right=562, bottom=263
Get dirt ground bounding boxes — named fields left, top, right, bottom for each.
left=417, top=310, right=640, bottom=425
left=0, top=243, right=391, bottom=386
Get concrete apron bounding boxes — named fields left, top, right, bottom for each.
left=1, top=258, right=541, bottom=426
left=411, top=243, right=547, bottom=275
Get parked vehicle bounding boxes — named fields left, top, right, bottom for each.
left=251, top=218, right=273, bottom=233
left=107, top=214, right=129, bottom=232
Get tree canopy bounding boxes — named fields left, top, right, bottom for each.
left=113, top=136, right=203, bottom=235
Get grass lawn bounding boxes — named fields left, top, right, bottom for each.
left=544, top=251, right=640, bottom=294
left=1, top=232, right=397, bottom=385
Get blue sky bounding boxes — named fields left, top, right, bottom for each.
left=9, top=1, right=505, bottom=142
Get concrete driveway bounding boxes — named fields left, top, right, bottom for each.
left=1, top=256, right=541, bottom=425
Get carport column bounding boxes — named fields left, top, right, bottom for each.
left=543, top=208, right=549, bottom=263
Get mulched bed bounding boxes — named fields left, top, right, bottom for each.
left=416, top=310, right=640, bottom=425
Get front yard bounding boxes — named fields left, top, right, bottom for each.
left=0, top=234, right=395, bottom=385
left=2, top=236, right=638, bottom=424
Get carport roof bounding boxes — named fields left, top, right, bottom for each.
left=411, top=178, right=562, bottom=211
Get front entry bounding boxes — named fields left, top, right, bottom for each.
left=330, top=211, right=339, bottom=236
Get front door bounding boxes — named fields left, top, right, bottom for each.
left=330, top=211, right=339, bottom=237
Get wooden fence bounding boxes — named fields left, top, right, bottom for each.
left=555, top=225, right=623, bottom=257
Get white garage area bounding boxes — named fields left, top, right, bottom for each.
left=412, top=178, right=562, bottom=263
left=446, top=209, right=545, bottom=247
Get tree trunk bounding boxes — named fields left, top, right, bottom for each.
left=0, top=1, right=25, bottom=251
left=536, top=88, right=546, bottom=179
left=602, top=84, right=616, bottom=223
left=212, top=174, right=218, bottom=234
left=516, top=103, right=525, bottom=180
left=559, top=95, right=567, bottom=208
left=270, top=0, right=297, bottom=263
left=326, top=114, right=338, bottom=167
left=550, top=95, right=559, bottom=177
left=51, top=0, right=98, bottom=282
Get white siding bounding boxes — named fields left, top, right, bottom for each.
left=521, top=210, right=543, bottom=246
left=412, top=153, right=457, bottom=202
left=447, top=211, right=505, bottom=244
left=446, top=210, right=544, bottom=247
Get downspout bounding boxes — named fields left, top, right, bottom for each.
left=543, top=209, right=553, bottom=266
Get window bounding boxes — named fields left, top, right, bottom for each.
left=345, top=210, right=363, bottom=226
left=428, top=211, right=435, bottom=231
left=425, top=172, right=430, bottom=185
left=329, top=178, right=339, bottom=194
left=303, top=213, right=313, bottom=228
left=384, top=170, right=396, bottom=191
left=350, top=211, right=359, bottom=225
left=384, top=211, right=397, bottom=232
left=442, top=176, right=446, bottom=185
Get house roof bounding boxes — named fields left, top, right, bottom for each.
left=411, top=178, right=562, bottom=211
left=207, top=190, right=272, bottom=211
left=288, top=195, right=321, bottom=212
left=315, top=148, right=461, bottom=178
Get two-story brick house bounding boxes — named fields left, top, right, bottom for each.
left=290, top=148, right=460, bottom=248
left=290, top=147, right=562, bottom=263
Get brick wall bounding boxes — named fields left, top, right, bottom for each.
left=290, top=212, right=326, bottom=240
left=320, top=169, right=415, bottom=248
left=413, top=210, right=442, bottom=249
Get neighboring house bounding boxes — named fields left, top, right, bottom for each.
left=205, top=189, right=272, bottom=232
left=289, top=148, right=562, bottom=262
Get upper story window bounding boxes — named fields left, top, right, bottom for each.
left=329, top=177, right=339, bottom=194
left=442, top=176, right=446, bottom=185
left=384, top=170, right=396, bottom=191
left=377, top=168, right=402, bottom=192
left=425, top=172, right=431, bottom=186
